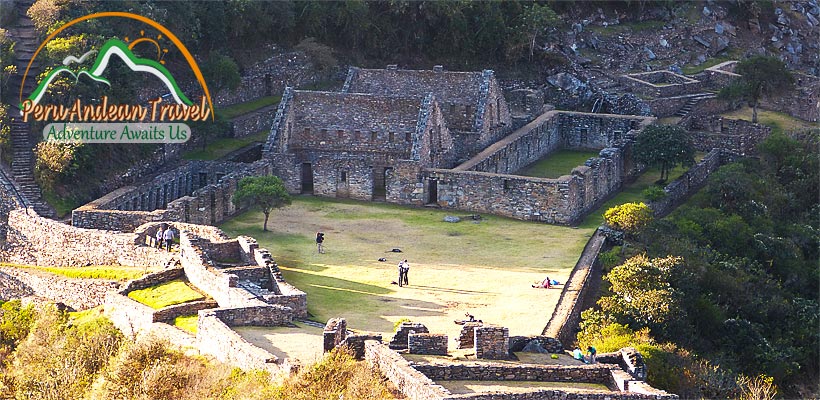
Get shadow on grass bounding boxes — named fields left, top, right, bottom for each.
left=405, top=284, right=489, bottom=295
left=281, top=269, right=448, bottom=330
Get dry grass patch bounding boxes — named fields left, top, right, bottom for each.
left=222, top=197, right=594, bottom=341
left=234, top=322, right=325, bottom=365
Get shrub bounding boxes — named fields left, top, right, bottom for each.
left=598, top=246, right=622, bottom=271
left=393, top=318, right=411, bottom=331
left=604, top=202, right=654, bottom=234
left=642, top=186, right=667, bottom=202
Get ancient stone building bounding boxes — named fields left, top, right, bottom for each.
left=264, top=66, right=654, bottom=224
left=343, top=65, right=513, bottom=158
left=264, top=88, right=456, bottom=200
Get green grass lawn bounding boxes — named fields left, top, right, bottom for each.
left=183, top=130, right=270, bottom=161
left=518, top=150, right=600, bottom=179
left=221, top=197, right=595, bottom=339
left=217, top=96, right=280, bottom=120
left=173, top=314, right=198, bottom=334
left=0, top=263, right=151, bottom=281
left=577, top=157, right=703, bottom=230
left=127, top=279, right=206, bottom=309
left=721, top=106, right=820, bottom=135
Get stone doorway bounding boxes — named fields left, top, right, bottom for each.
left=301, top=163, right=314, bottom=194
left=427, top=179, right=438, bottom=205
left=372, top=167, right=389, bottom=201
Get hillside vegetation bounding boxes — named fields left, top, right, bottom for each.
left=0, top=301, right=397, bottom=399
left=578, top=132, right=819, bottom=398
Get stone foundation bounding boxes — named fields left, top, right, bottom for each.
left=474, top=325, right=509, bottom=360
left=390, top=322, right=430, bottom=350
left=408, top=333, right=448, bottom=355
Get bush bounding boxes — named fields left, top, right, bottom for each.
left=642, top=186, right=667, bottom=202
left=603, top=202, right=654, bottom=234
left=598, top=246, right=622, bottom=271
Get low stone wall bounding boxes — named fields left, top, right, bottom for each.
left=119, top=268, right=184, bottom=292
left=364, top=340, right=452, bottom=400
left=509, top=336, right=563, bottom=354
left=152, top=299, right=218, bottom=322
left=543, top=229, right=606, bottom=346
left=413, top=363, right=612, bottom=383
left=649, top=149, right=725, bottom=218
left=230, top=106, right=277, bottom=138
left=5, top=209, right=175, bottom=268
left=0, top=267, right=118, bottom=310
left=620, top=71, right=703, bottom=98
left=475, top=325, right=509, bottom=360
left=390, top=322, right=430, bottom=350
left=72, top=160, right=272, bottom=230
left=105, top=291, right=156, bottom=337
left=409, top=333, right=448, bottom=355
left=683, top=115, right=771, bottom=155
left=197, top=311, right=282, bottom=376
left=207, top=305, right=293, bottom=326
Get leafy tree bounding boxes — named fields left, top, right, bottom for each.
left=633, top=124, right=694, bottom=182
left=598, top=255, right=685, bottom=332
left=295, top=37, right=338, bottom=72
left=519, top=3, right=559, bottom=60
left=719, top=56, right=794, bottom=123
left=232, top=175, right=291, bottom=231
left=27, top=0, right=62, bottom=34
left=202, top=53, right=241, bottom=93
left=604, top=202, right=654, bottom=234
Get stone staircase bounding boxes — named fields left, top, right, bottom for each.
left=5, top=0, right=55, bottom=218
left=674, top=93, right=716, bottom=118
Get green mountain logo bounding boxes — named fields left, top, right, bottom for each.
left=23, top=38, right=192, bottom=109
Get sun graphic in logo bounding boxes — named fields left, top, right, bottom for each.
left=124, top=30, right=169, bottom=65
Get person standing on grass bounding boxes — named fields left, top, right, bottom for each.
left=397, top=260, right=405, bottom=287
left=156, top=226, right=165, bottom=249
left=316, top=232, right=325, bottom=254
left=163, top=226, right=175, bottom=252
left=401, top=260, right=409, bottom=286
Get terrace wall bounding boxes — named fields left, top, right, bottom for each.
left=649, top=149, right=726, bottom=218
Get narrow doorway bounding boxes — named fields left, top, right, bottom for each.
left=427, top=179, right=438, bottom=205
left=301, top=163, right=314, bottom=194
left=372, top=167, right=388, bottom=201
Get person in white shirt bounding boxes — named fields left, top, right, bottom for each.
left=163, top=227, right=175, bottom=251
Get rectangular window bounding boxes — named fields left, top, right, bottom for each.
left=304, top=127, right=310, bottom=136
left=388, top=132, right=395, bottom=142
left=449, top=104, right=456, bottom=114
left=337, top=129, right=344, bottom=138
left=503, top=179, right=511, bottom=192
left=405, top=131, right=412, bottom=142
left=341, top=171, right=347, bottom=182
left=320, top=128, right=328, bottom=138
left=354, top=130, right=361, bottom=139
left=371, top=131, right=378, bottom=141
left=465, top=105, right=472, bottom=116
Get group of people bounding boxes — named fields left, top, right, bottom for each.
left=397, top=260, right=410, bottom=287
left=572, top=346, right=597, bottom=364
left=154, top=225, right=175, bottom=252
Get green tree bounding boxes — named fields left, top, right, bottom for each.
left=520, top=3, right=559, bottom=60
left=604, top=202, right=654, bottom=234
left=598, top=254, right=684, bottom=332
left=720, top=56, right=794, bottom=123
left=202, top=53, right=241, bottom=93
left=232, top=175, right=291, bottom=231
left=633, top=124, right=694, bottom=182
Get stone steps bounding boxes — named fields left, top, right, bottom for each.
left=674, top=93, right=716, bottom=117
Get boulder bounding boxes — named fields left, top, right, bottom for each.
left=443, top=216, right=461, bottom=223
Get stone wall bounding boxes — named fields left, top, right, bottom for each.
left=456, top=322, right=483, bottom=349
left=760, top=73, right=820, bottom=122
left=324, top=318, right=348, bottom=352
left=0, top=267, right=118, bottom=310
left=474, top=325, right=509, bottom=360
left=363, top=340, right=452, bottom=400
left=542, top=230, right=606, bottom=346
left=683, top=115, right=772, bottom=155
left=649, top=149, right=726, bottom=218
left=390, top=322, right=430, bottom=350
left=5, top=209, right=175, bottom=268
left=508, top=336, right=563, bottom=354
left=196, top=310, right=283, bottom=376
left=413, top=363, right=612, bottom=383
left=408, top=333, right=448, bottom=355
left=230, top=106, right=278, bottom=138
left=72, top=160, right=272, bottom=230
left=213, top=46, right=320, bottom=107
